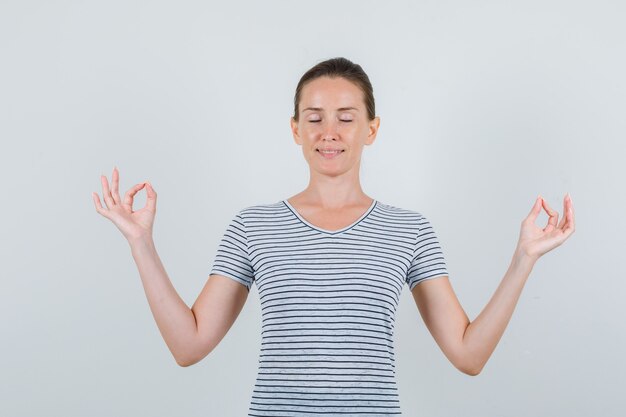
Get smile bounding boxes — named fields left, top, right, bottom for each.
left=317, top=149, right=345, bottom=159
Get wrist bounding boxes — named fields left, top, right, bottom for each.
left=128, top=235, right=155, bottom=252
left=512, top=246, right=538, bottom=271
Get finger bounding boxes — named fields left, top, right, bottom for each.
left=556, top=194, right=568, bottom=230
left=144, top=182, right=157, bottom=212
left=92, top=191, right=109, bottom=218
left=111, top=166, right=122, bottom=205
left=526, top=195, right=543, bottom=223
left=100, top=174, right=115, bottom=209
left=569, top=195, right=575, bottom=228
left=123, top=182, right=147, bottom=210
left=563, top=194, right=575, bottom=234
left=541, top=198, right=559, bottom=233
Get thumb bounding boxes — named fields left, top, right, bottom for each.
left=526, top=195, right=542, bottom=223
left=145, top=182, right=157, bottom=211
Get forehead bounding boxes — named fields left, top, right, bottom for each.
left=300, top=76, right=364, bottom=109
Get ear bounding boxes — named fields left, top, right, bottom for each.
left=290, top=116, right=301, bottom=145
left=365, top=116, right=380, bottom=146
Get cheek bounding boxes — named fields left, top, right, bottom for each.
left=309, top=124, right=325, bottom=133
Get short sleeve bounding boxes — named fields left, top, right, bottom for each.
left=209, top=211, right=255, bottom=292
left=406, top=214, right=450, bottom=291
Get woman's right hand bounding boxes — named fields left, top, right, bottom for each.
left=92, top=166, right=157, bottom=243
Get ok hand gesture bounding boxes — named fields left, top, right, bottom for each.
left=517, top=194, right=576, bottom=261
left=92, top=167, right=157, bottom=243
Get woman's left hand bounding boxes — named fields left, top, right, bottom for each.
left=516, top=193, right=576, bottom=261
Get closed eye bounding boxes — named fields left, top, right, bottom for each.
left=308, top=120, right=352, bottom=123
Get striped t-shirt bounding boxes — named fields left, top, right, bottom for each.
left=209, top=199, right=450, bottom=416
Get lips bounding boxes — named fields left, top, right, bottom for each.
left=316, top=148, right=345, bottom=153
left=317, top=149, right=344, bottom=159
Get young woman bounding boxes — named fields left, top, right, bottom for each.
left=92, top=57, right=575, bottom=416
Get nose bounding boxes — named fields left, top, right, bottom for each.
left=321, top=121, right=338, bottom=141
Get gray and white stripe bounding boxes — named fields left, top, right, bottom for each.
left=210, top=199, right=449, bottom=416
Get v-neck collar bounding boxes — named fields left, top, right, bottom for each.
left=282, top=198, right=378, bottom=235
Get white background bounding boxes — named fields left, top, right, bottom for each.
left=1, top=1, right=624, bottom=416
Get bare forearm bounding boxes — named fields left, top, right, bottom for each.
left=461, top=248, right=537, bottom=374
left=128, top=237, right=198, bottom=365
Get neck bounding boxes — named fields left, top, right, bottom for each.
left=290, top=173, right=370, bottom=209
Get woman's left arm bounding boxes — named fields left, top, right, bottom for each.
left=411, top=193, right=575, bottom=376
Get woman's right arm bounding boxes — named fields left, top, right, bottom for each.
left=93, top=167, right=249, bottom=367
left=129, top=236, right=249, bottom=367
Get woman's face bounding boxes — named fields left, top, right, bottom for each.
left=290, top=76, right=380, bottom=177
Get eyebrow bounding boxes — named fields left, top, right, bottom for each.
left=302, top=106, right=359, bottom=113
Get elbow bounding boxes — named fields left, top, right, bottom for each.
left=175, top=353, right=199, bottom=368
left=177, top=357, right=200, bottom=367
left=176, top=348, right=209, bottom=367
left=455, top=357, right=484, bottom=376
left=450, top=345, right=485, bottom=376
left=174, top=341, right=204, bottom=367
left=176, top=356, right=192, bottom=367
left=176, top=343, right=214, bottom=367
left=462, top=365, right=482, bottom=376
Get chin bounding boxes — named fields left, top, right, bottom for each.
left=311, top=165, right=350, bottom=176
